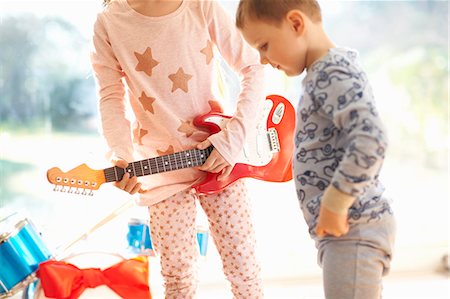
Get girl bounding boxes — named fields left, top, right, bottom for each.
left=91, top=0, right=265, bottom=298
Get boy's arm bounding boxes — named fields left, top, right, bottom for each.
left=316, top=185, right=355, bottom=237
left=321, top=184, right=356, bottom=215
left=323, top=63, right=388, bottom=199
left=203, top=1, right=265, bottom=167
left=315, top=59, right=388, bottom=236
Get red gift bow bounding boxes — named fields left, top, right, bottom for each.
left=37, top=255, right=151, bottom=299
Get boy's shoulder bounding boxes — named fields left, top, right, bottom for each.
left=304, top=48, right=367, bottom=95
left=310, top=47, right=360, bottom=74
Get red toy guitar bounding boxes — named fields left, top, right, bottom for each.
left=47, top=94, right=295, bottom=195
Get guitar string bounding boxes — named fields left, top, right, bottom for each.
left=103, top=146, right=213, bottom=182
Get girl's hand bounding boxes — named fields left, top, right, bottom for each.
left=196, top=139, right=233, bottom=181
left=315, top=204, right=349, bottom=238
left=111, top=156, right=142, bottom=195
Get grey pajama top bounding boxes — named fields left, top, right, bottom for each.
left=293, top=48, right=394, bottom=238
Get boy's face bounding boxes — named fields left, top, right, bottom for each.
left=240, top=17, right=307, bottom=77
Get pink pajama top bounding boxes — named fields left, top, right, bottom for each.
left=90, top=0, right=264, bottom=205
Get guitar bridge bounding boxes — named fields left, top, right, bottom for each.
left=267, top=128, right=281, bottom=153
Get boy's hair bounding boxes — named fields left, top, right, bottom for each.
left=103, top=0, right=111, bottom=6
left=236, top=0, right=322, bottom=29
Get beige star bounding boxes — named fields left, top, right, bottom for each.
left=139, top=91, right=156, bottom=114
left=135, top=47, right=159, bottom=76
left=177, top=120, right=196, bottom=138
left=133, top=124, right=148, bottom=145
left=200, top=40, right=214, bottom=65
left=168, top=67, right=192, bottom=93
left=157, top=145, right=174, bottom=156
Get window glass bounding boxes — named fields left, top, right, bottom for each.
left=0, top=0, right=448, bottom=293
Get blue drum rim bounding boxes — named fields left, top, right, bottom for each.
left=128, top=218, right=148, bottom=225
left=0, top=272, right=38, bottom=299
left=0, top=217, right=29, bottom=244
left=0, top=217, right=49, bottom=297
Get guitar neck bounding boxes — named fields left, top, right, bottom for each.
left=103, top=146, right=214, bottom=182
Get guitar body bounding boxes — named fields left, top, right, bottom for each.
left=193, top=94, right=295, bottom=194
left=47, top=94, right=295, bottom=196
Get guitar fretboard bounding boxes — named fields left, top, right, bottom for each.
left=103, top=146, right=214, bottom=182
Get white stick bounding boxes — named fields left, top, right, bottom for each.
left=55, top=198, right=135, bottom=259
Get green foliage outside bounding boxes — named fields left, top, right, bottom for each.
left=0, top=1, right=448, bottom=209
left=0, top=15, right=97, bottom=133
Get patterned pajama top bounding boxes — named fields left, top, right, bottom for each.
left=293, top=48, right=393, bottom=237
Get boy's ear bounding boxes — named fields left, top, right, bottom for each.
left=286, top=10, right=305, bottom=36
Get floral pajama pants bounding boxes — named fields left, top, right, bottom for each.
left=149, top=180, right=263, bottom=299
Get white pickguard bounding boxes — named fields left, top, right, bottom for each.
left=203, top=100, right=282, bottom=167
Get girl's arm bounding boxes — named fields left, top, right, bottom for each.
left=203, top=1, right=265, bottom=167
left=90, top=16, right=135, bottom=163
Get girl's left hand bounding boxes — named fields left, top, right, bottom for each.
left=196, top=139, right=232, bottom=181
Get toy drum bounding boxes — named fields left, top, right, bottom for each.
left=0, top=215, right=52, bottom=298
left=127, top=219, right=209, bottom=256
left=23, top=252, right=127, bottom=299
left=196, top=227, right=209, bottom=257
left=127, top=218, right=154, bottom=255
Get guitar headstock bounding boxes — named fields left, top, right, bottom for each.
left=47, top=164, right=106, bottom=196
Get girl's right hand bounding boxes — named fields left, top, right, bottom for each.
left=111, top=157, right=142, bottom=195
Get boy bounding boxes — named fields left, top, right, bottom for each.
left=236, top=1, right=396, bottom=298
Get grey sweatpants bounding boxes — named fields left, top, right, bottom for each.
left=317, top=213, right=396, bottom=299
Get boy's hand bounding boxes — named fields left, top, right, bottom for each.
left=111, top=156, right=142, bottom=195
left=316, top=185, right=355, bottom=237
left=315, top=204, right=349, bottom=237
left=197, top=139, right=232, bottom=181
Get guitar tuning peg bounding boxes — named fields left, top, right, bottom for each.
left=81, top=189, right=87, bottom=196
left=75, top=188, right=81, bottom=194
left=60, top=187, right=67, bottom=192
left=88, top=190, right=94, bottom=196
left=68, top=187, right=74, bottom=193
left=53, top=185, right=59, bottom=192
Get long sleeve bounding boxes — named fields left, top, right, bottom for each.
left=204, top=1, right=265, bottom=166
left=294, top=48, right=392, bottom=230
left=323, top=67, right=388, bottom=197
left=90, top=16, right=134, bottom=162
left=87, top=0, right=266, bottom=205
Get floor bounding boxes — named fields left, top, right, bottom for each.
left=195, top=271, right=450, bottom=299
left=11, top=270, right=449, bottom=299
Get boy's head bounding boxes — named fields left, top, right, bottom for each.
left=236, top=0, right=323, bottom=76
left=236, top=0, right=321, bottom=28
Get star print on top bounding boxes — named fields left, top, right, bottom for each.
left=133, top=124, right=147, bottom=146
left=134, top=47, right=159, bottom=77
left=200, top=40, right=214, bottom=65
left=91, top=0, right=264, bottom=205
left=177, top=120, right=196, bottom=138
left=168, top=67, right=193, bottom=93
left=157, top=145, right=174, bottom=156
left=138, top=91, right=156, bottom=114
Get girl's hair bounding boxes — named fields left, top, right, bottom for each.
left=236, top=0, right=322, bottom=29
left=103, top=0, right=112, bottom=6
